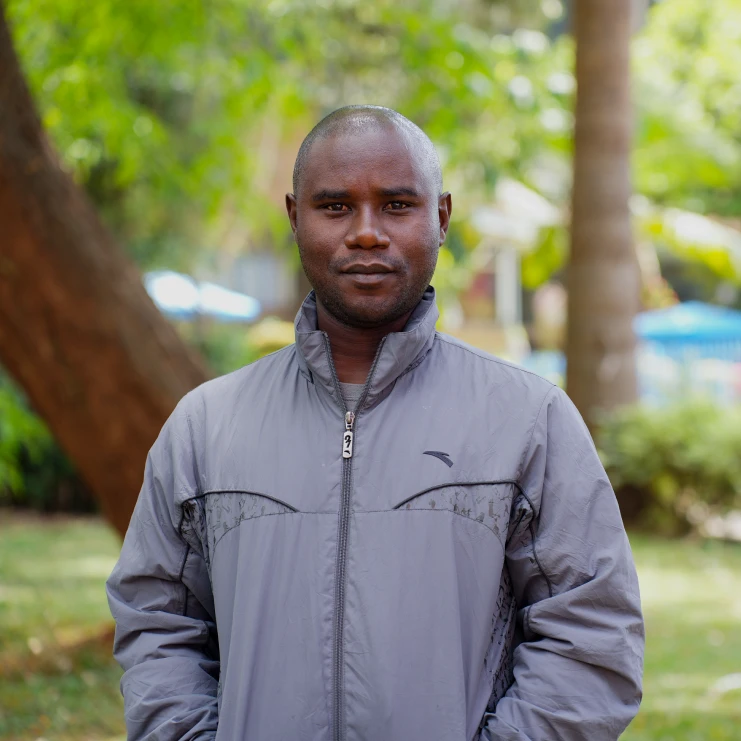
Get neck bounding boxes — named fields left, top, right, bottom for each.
left=317, top=301, right=412, bottom=384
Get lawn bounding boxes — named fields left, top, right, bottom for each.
left=0, top=515, right=740, bottom=740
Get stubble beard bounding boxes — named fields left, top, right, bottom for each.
left=298, top=246, right=438, bottom=330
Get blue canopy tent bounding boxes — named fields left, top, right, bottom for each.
left=523, top=302, right=741, bottom=402
left=635, top=301, right=741, bottom=362
left=144, top=270, right=261, bottom=323
left=634, top=302, right=741, bottom=404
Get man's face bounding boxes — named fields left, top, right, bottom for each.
left=286, top=126, right=452, bottom=329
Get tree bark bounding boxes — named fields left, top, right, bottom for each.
left=0, top=4, right=210, bottom=537
left=566, top=0, right=640, bottom=430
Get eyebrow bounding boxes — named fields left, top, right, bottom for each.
left=311, top=189, right=351, bottom=202
left=378, top=187, right=420, bottom=198
left=311, top=186, right=421, bottom=202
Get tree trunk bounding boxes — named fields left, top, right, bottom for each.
left=0, top=5, right=210, bottom=537
left=565, top=0, right=640, bottom=430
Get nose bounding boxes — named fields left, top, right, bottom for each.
left=344, top=205, right=391, bottom=249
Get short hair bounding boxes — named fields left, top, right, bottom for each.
left=292, top=105, right=443, bottom=196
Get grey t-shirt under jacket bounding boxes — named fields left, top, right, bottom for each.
left=339, top=381, right=364, bottom=410
left=107, top=287, right=644, bottom=741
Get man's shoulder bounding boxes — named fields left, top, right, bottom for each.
left=433, top=331, right=555, bottom=396
left=181, top=343, right=297, bottom=414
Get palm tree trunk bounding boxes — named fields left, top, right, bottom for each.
left=566, top=0, right=640, bottom=430
left=0, top=4, right=210, bottom=537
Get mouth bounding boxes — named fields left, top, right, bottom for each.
left=340, top=263, right=396, bottom=275
left=339, top=263, right=397, bottom=287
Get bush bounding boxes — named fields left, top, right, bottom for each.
left=0, top=373, right=94, bottom=512
left=596, top=400, right=741, bottom=535
left=0, top=377, right=51, bottom=494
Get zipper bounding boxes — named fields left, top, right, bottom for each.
left=325, top=333, right=386, bottom=741
left=342, top=411, right=355, bottom=459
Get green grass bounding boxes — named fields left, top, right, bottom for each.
left=622, top=535, right=741, bottom=741
left=0, top=515, right=124, bottom=741
left=0, top=515, right=740, bottom=740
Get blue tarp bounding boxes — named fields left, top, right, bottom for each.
left=634, top=301, right=741, bottom=343
left=523, top=301, right=741, bottom=404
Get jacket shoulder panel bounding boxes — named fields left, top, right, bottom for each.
left=183, top=343, right=298, bottom=411
left=170, top=344, right=305, bottom=502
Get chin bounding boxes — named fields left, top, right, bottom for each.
left=339, top=296, right=411, bottom=329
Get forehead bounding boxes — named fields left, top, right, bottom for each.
left=300, top=125, right=435, bottom=196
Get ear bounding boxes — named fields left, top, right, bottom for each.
left=438, top=192, right=452, bottom=245
left=286, top=193, right=298, bottom=240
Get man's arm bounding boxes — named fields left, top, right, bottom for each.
left=106, top=398, right=219, bottom=741
left=481, top=386, right=644, bottom=741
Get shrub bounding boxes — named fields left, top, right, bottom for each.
left=596, top=400, right=741, bottom=535
left=0, top=373, right=94, bottom=512
left=0, top=377, right=51, bottom=495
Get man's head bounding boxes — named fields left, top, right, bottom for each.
left=286, top=105, right=452, bottom=329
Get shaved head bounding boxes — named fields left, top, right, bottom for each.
left=286, top=105, right=451, bottom=331
left=292, top=105, right=443, bottom=197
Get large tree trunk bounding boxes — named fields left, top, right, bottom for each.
left=565, top=0, right=640, bottom=430
left=0, top=5, right=210, bottom=537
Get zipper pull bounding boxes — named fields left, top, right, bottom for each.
left=342, top=411, right=355, bottom=459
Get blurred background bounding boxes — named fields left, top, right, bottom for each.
left=1, top=0, right=741, bottom=738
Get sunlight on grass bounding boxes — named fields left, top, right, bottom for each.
left=622, top=536, right=741, bottom=740
left=1, top=516, right=740, bottom=739
left=0, top=516, right=125, bottom=741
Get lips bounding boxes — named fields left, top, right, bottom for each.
left=341, top=263, right=396, bottom=275
left=340, top=263, right=397, bottom=288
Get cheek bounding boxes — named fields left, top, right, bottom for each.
left=394, top=216, right=439, bottom=254
left=390, top=209, right=438, bottom=239
left=297, top=220, right=339, bottom=259
left=406, top=232, right=440, bottom=279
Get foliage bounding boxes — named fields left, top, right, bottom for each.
left=635, top=200, right=741, bottom=285
left=7, top=0, right=287, bottom=269
left=0, top=373, right=94, bottom=512
left=520, top=224, right=567, bottom=289
left=7, top=0, right=741, bottom=294
left=6, top=0, right=573, bottom=285
left=633, top=0, right=741, bottom=217
left=0, top=377, right=52, bottom=494
left=176, top=322, right=261, bottom=379
left=174, top=316, right=295, bottom=378
left=519, top=0, right=741, bottom=292
left=597, top=400, right=741, bottom=535
left=3, top=515, right=741, bottom=739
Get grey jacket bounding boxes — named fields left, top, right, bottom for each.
left=107, top=288, right=644, bottom=741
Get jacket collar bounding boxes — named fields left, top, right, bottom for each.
left=294, top=287, right=439, bottom=410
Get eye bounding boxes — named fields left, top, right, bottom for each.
left=384, top=201, right=410, bottom=211
left=324, top=203, right=350, bottom=212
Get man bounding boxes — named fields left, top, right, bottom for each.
left=107, top=105, right=644, bottom=741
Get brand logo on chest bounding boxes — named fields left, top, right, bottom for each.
left=423, top=450, right=454, bottom=468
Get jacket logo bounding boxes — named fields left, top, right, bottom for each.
left=423, top=450, right=454, bottom=468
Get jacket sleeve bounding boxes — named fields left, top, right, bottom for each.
left=106, top=398, right=219, bottom=741
left=480, top=386, right=644, bottom=741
